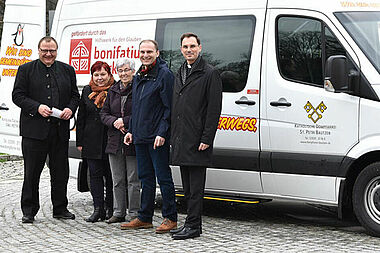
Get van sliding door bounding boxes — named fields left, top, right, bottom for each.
left=156, top=12, right=265, bottom=195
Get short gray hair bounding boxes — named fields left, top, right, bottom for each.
left=115, top=58, right=135, bottom=71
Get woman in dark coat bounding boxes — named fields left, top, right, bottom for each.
left=76, top=61, right=115, bottom=222
left=100, top=58, right=141, bottom=224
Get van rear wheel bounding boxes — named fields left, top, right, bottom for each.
left=353, top=162, right=380, bottom=236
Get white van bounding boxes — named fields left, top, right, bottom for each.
left=2, top=0, right=380, bottom=236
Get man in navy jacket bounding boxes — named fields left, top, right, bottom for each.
left=121, top=40, right=177, bottom=233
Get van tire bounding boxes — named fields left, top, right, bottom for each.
left=353, top=162, right=380, bottom=236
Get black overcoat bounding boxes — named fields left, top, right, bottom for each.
left=12, top=59, right=80, bottom=141
left=170, top=57, right=222, bottom=167
left=100, top=80, right=135, bottom=156
left=76, top=85, right=109, bottom=159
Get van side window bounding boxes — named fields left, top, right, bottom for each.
left=277, top=16, right=347, bottom=87
left=156, top=16, right=255, bottom=92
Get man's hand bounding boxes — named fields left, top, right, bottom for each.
left=113, top=118, right=124, bottom=130
left=124, top=133, right=133, bottom=145
left=38, top=104, right=52, bottom=118
left=77, top=146, right=82, bottom=152
left=154, top=136, right=165, bottom=150
left=198, top=143, right=210, bottom=151
left=60, top=108, right=72, bottom=120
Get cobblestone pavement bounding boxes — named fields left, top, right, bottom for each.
left=1, top=160, right=380, bottom=252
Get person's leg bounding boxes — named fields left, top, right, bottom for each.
left=86, top=159, right=105, bottom=209
left=149, top=143, right=177, bottom=222
left=135, top=144, right=156, bottom=223
left=103, top=157, right=113, bottom=216
left=108, top=152, right=127, bottom=217
left=180, top=166, right=191, bottom=224
left=21, top=137, right=48, bottom=217
left=126, top=155, right=141, bottom=217
left=48, top=127, right=70, bottom=215
left=184, top=166, right=206, bottom=229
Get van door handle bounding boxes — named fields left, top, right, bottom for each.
left=270, top=101, right=291, bottom=107
left=0, top=104, right=9, bottom=110
left=235, top=99, right=256, bottom=105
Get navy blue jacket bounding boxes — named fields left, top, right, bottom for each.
left=129, top=58, right=174, bottom=144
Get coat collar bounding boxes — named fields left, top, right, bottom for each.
left=38, top=59, right=57, bottom=71
left=175, top=56, right=206, bottom=93
left=110, top=80, right=132, bottom=94
left=136, top=57, right=162, bottom=79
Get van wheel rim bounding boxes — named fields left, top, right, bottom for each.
left=364, top=176, right=380, bottom=224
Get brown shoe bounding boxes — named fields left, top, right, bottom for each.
left=155, top=218, right=177, bottom=234
left=120, top=218, right=153, bottom=230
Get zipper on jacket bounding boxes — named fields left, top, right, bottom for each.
left=139, top=83, right=145, bottom=100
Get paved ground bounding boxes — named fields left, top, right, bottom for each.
left=1, top=160, right=380, bottom=252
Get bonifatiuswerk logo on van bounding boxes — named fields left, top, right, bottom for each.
left=304, top=101, right=327, bottom=123
left=69, top=39, right=92, bottom=74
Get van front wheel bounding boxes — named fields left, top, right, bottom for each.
left=353, top=162, right=380, bottom=236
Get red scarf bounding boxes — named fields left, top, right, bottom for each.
left=88, top=75, right=115, bottom=108
left=140, top=59, right=157, bottom=75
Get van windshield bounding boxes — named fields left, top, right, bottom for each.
left=335, top=12, right=380, bottom=74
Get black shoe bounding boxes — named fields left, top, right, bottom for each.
left=106, top=216, right=125, bottom=224
left=105, top=208, right=113, bottom=220
left=85, top=207, right=105, bottom=223
left=22, top=215, right=34, bottom=223
left=172, top=226, right=200, bottom=240
left=170, top=225, right=185, bottom=234
left=53, top=210, right=75, bottom=220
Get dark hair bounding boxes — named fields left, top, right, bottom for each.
left=90, top=61, right=112, bottom=75
left=139, top=39, right=159, bottom=51
left=180, top=33, right=201, bottom=45
left=38, top=36, right=58, bottom=49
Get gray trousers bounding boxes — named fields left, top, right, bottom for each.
left=108, top=151, right=141, bottom=217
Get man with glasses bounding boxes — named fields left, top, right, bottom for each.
left=12, top=36, right=80, bottom=223
left=170, top=33, right=222, bottom=240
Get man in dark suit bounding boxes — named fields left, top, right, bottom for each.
left=170, top=33, right=222, bottom=240
left=12, top=36, right=80, bottom=223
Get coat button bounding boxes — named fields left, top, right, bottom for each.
left=47, top=85, right=50, bottom=88
left=46, top=74, right=49, bottom=77
left=47, top=118, right=50, bottom=122
left=47, top=96, right=51, bottom=100
left=179, top=93, right=182, bottom=96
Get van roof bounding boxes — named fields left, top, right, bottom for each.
left=56, top=0, right=380, bottom=22
left=268, top=0, right=380, bottom=12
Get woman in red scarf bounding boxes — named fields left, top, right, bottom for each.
left=76, top=61, right=115, bottom=222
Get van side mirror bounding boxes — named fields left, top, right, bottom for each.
left=324, top=55, right=359, bottom=95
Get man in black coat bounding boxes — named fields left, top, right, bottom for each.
left=12, top=36, right=80, bottom=223
left=170, top=33, right=222, bottom=240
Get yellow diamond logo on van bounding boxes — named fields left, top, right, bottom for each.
left=304, top=101, right=327, bottom=123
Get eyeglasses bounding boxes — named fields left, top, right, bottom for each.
left=117, top=68, right=132, bottom=73
left=39, top=49, right=57, bottom=54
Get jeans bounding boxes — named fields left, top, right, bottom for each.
left=135, top=142, right=177, bottom=223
